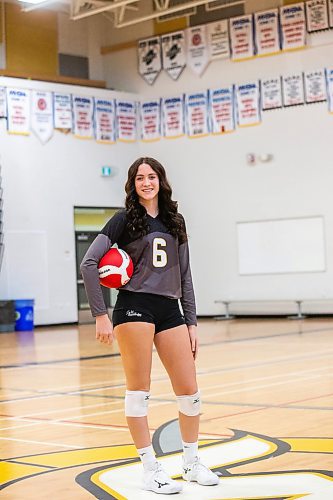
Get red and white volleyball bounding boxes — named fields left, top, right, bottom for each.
left=98, top=248, right=133, bottom=288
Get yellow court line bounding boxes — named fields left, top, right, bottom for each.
left=283, top=437, right=333, bottom=454
left=14, top=444, right=138, bottom=468
left=0, top=462, right=48, bottom=485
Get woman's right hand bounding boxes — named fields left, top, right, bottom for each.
left=96, top=314, right=114, bottom=345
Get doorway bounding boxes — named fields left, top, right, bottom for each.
left=74, top=207, right=122, bottom=323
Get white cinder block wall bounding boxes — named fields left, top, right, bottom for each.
left=103, top=30, right=333, bottom=317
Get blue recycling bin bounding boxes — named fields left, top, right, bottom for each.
left=15, top=299, right=34, bottom=331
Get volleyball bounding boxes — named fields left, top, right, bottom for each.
left=98, top=248, right=133, bottom=288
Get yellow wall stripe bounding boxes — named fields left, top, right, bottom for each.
left=5, top=3, right=58, bottom=76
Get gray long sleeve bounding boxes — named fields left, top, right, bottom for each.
left=179, top=240, right=197, bottom=326
left=80, top=234, right=112, bottom=317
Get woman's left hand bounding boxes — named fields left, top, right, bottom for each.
left=188, top=325, right=198, bottom=360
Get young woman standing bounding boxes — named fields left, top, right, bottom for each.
left=81, top=157, right=219, bottom=494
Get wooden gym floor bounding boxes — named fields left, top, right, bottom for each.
left=0, top=318, right=332, bottom=499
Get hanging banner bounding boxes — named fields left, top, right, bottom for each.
left=261, top=77, right=283, bottom=110
left=116, top=100, right=137, bottom=142
left=209, top=87, right=235, bottom=134
left=185, top=91, right=209, bottom=138
left=162, top=96, right=184, bottom=138
left=138, top=37, right=162, bottom=85
left=140, top=100, right=161, bottom=142
left=73, top=95, right=94, bottom=139
left=230, top=15, right=254, bottom=61
left=95, top=98, right=116, bottom=144
left=54, top=93, right=72, bottom=130
left=207, top=20, right=230, bottom=60
left=326, top=68, right=333, bottom=113
left=280, top=3, right=307, bottom=51
left=161, top=31, right=186, bottom=81
left=329, top=0, right=333, bottom=26
left=282, top=73, right=305, bottom=106
left=185, top=25, right=209, bottom=76
left=31, top=90, right=53, bottom=144
left=0, top=87, right=6, bottom=118
left=254, top=9, right=280, bottom=56
left=236, top=82, right=261, bottom=127
left=6, top=87, right=30, bottom=135
left=304, top=69, right=327, bottom=103
left=305, top=0, right=329, bottom=32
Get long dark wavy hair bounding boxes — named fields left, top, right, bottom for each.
left=125, top=157, right=186, bottom=242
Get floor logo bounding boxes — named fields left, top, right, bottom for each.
left=1, top=420, right=332, bottom=499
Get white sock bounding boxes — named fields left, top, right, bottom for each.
left=182, top=440, right=198, bottom=465
left=137, top=444, right=158, bottom=472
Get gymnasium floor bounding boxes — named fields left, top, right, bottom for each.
left=0, top=318, right=332, bottom=499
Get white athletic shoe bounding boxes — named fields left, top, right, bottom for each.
left=182, top=457, right=219, bottom=486
left=143, top=462, right=183, bottom=495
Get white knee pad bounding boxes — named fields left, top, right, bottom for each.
left=176, top=390, right=201, bottom=416
left=125, top=390, right=150, bottom=417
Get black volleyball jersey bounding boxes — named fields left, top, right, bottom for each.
left=80, top=209, right=197, bottom=326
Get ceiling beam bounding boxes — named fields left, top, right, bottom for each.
left=71, top=0, right=138, bottom=21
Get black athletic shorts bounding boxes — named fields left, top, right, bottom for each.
left=112, top=290, right=186, bottom=334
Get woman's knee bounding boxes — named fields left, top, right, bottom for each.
left=174, top=383, right=198, bottom=396
left=127, top=379, right=151, bottom=392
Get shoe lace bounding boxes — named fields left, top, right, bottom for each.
left=154, top=463, right=170, bottom=481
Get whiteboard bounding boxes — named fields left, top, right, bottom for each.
left=237, top=216, right=326, bottom=275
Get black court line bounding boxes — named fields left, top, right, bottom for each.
left=1, top=348, right=332, bottom=404
left=200, top=400, right=333, bottom=411
left=0, top=352, right=120, bottom=370
left=2, top=459, right=56, bottom=469
left=1, top=325, right=333, bottom=370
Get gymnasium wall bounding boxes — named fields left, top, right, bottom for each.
left=0, top=77, right=139, bottom=325
left=103, top=30, right=333, bottom=316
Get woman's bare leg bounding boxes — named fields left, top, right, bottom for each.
left=154, top=325, right=199, bottom=442
left=115, top=322, right=155, bottom=448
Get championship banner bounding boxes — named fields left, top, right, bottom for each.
left=95, top=98, right=116, bottom=144
left=53, top=93, right=72, bottom=130
left=161, top=31, right=186, bottom=81
left=207, top=20, right=230, bottom=60
left=161, top=96, right=184, bottom=138
left=254, top=9, right=280, bottom=56
left=6, top=87, right=30, bottom=135
left=73, top=95, right=94, bottom=139
left=304, top=69, right=327, bottom=103
left=236, top=82, right=261, bottom=127
left=185, top=92, right=209, bottom=138
left=282, top=73, right=305, bottom=106
left=138, top=37, right=162, bottom=85
left=305, top=0, right=329, bottom=32
left=185, top=25, right=209, bottom=76
left=0, top=87, right=6, bottom=118
left=116, top=99, right=137, bottom=142
left=230, top=15, right=254, bottom=61
left=261, top=77, right=283, bottom=110
left=280, top=3, right=307, bottom=51
left=326, top=68, right=333, bottom=113
left=209, top=87, right=235, bottom=134
left=31, top=90, right=54, bottom=144
left=329, top=0, right=333, bottom=26
left=140, top=100, right=160, bottom=142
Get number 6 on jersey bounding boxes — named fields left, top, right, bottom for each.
left=153, top=237, right=167, bottom=268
